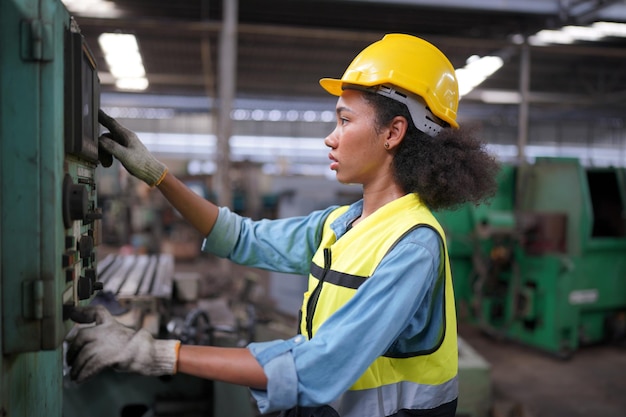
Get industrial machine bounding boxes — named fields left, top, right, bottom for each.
left=436, top=157, right=626, bottom=357
left=1, top=1, right=254, bottom=416
left=1, top=0, right=103, bottom=415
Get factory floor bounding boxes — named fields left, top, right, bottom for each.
left=458, top=322, right=626, bottom=417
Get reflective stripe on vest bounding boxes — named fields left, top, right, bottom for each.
left=330, top=378, right=458, bottom=416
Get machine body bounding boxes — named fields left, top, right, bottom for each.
left=1, top=0, right=101, bottom=415
left=437, top=158, right=626, bottom=357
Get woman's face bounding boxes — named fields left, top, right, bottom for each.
left=324, top=89, right=391, bottom=185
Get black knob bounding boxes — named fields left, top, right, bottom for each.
left=78, top=235, right=94, bottom=259
left=86, top=209, right=103, bottom=221
left=77, top=275, right=91, bottom=300
left=85, top=268, right=104, bottom=293
left=69, top=185, right=88, bottom=221
left=77, top=269, right=104, bottom=300
left=62, top=174, right=89, bottom=228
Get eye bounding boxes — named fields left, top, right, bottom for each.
left=339, top=117, right=349, bottom=126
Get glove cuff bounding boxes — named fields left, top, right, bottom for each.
left=151, top=339, right=181, bottom=375
left=143, top=159, right=168, bottom=187
left=154, top=167, right=168, bottom=187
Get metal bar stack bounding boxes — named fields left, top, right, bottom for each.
left=97, top=253, right=174, bottom=299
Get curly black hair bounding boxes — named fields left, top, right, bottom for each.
left=363, top=91, right=500, bottom=211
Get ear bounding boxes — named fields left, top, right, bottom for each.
left=384, top=116, right=409, bottom=150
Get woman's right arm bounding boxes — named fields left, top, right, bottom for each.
left=156, top=171, right=220, bottom=237
left=98, top=110, right=220, bottom=237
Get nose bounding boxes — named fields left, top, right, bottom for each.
left=324, top=128, right=338, bottom=149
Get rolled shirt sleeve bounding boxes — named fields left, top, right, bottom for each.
left=248, top=335, right=306, bottom=412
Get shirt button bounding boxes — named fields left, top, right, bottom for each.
left=294, top=335, right=304, bottom=344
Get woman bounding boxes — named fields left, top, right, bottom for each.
left=67, top=34, right=499, bottom=417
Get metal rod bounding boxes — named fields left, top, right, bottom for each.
left=215, top=0, right=238, bottom=209
left=517, top=41, right=531, bottom=166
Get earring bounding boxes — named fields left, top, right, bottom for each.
left=384, top=142, right=390, bottom=149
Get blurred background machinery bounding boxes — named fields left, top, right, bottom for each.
left=436, top=157, right=626, bottom=357
left=62, top=253, right=258, bottom=417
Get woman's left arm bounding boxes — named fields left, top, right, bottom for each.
left=177, top=344, right=268, bottom=389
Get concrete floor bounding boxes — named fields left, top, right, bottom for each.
left=459, top=323, right=626, bottom=417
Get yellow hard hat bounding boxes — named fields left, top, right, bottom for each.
left=320, top=33, right=459, bottom=132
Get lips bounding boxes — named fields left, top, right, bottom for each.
left=328, top=153, right=338, bottom=170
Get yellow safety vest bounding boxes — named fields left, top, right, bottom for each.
left=299, top=194, right=458, bottom=415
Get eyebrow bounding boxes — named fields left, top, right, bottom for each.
left=336, top=106, right=352, bottom=115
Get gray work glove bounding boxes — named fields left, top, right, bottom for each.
left=66, top=305, right=180, bottom=383
left=98, top=109, right=168, bottom=187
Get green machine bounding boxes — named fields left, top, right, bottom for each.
left=1, top=0, right=103, bottom=415
left=1, top=2, right=254, bottom=416
left=436, top=157, right=626, bottom=357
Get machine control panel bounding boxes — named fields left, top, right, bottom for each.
left=1, top=2, right=106, bottom=415
left=62, top=25, right=103, bottom=314
left=0, top=10, right=104, bottom=354
left=61, top=169, right=103, bottom=307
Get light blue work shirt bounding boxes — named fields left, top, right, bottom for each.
left=201, top=199, right=443, bottom=413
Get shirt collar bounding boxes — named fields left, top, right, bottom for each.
left=329, top=199, right=364, bottom=238
left=328, top=194, right=425, bottom=239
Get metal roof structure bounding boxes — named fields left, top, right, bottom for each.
left=67, top=0, right=626, bottom=170
left=69, top=1, right=626, bottom=116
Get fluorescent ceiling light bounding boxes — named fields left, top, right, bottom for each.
left=593, top=21, right=626, bottom=37
left=480, top=90, right=521, bottom=104
left=109, top=64, right=146, bottom=79
left=115, top=78, right=150, bottom=91
left=98, top=33, right=149, bottom=91
left=529, top=21, right=626, bottom=45
left=562, top=25, right=604, bottom=41
left=61, top=0, right=121, bottom=18
left=530, top=29, right=574, bottom=45
left=457, top=55, right=503, bottom=97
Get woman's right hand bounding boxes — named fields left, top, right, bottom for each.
left=98, top=109, right=168, bottom=187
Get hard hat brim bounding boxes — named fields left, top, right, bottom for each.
left=319, top=78, right=344, bottom=96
